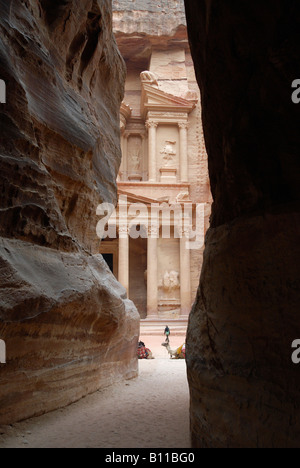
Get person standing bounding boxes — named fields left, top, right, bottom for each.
left=164, top=325, right=170, bottom=343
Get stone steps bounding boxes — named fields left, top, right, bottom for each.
left=140, top=318, right=188, bottom=336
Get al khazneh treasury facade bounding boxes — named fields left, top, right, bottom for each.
left=100, top=0, right=212, bottom=320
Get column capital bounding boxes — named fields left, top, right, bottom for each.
left=119, top=225, right=129, bottom=238
left=148, top=224, right=159, bottom=238
left=146, top=120, right=158, bottom=129
left=182, top=226, right=192, bottom=239
left=178, top=122, right=189, bottom=130
left=175, top=225, right=191, bottom=239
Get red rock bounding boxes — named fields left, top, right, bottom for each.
left=0, top=0, right=139, bottom=424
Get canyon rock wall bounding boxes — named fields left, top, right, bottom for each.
left=113, top=0, right=186, bottom=37
left=113, top=0, right=187, bottom=61
left=0, top=0, right=139, bottom=424
left=185, top=0, right=300, bottom=447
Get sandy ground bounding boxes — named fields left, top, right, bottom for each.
left=0, top=335, right=190, bottom=448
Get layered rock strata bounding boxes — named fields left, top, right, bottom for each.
left=185, top=0, right=300, bottom=448
left=0, top=0, right=139, bottom=424
left=113, top=0, right=187, bottom=48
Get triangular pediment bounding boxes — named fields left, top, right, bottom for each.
left=141, top=83, right=197, bottom=118
left=118, top=188, right=159, bottom=205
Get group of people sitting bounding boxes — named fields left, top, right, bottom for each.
left=137, top=326, right=186, bottom=360
left=137, top=341, right=152, bottom=359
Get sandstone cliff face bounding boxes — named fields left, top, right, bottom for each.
left=185, top=0, right=300, bottom=447
left=0, top=0, right=139, bottom=424
left=113, top=0, right=186, bottom=36
left=113, top=0, right=187, bottom=60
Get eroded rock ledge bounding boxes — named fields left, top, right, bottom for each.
left=0, top=0, right=139, bottom=424
left=113, top=0, right=188, bottom=61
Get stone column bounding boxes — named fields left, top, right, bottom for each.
left=141, top=134, right=147, bottom=181
left=179, top=122, right=189, bottom=183
left=118, top=136, right=125, bottom=181
left=122, top=134, right=128, bottom=181
left=118, top=226, right=129, bottom=296
left=146, top=120, right=158, bottom=182
left=180, top=228, right=192, bottom=316
left=147, top=224, right=159, bottom=318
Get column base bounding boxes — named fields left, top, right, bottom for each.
left=160, top=167, right=177, bottom=183
left=128, top=174, right=142, bottom=181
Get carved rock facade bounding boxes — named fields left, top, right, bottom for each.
left=103, top=0, right=212, bottom=320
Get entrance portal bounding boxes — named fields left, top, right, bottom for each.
left=129, top=234, right=147, bottom=319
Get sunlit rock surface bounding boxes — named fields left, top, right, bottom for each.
left=113, top=0, right=187, bottom=60
left=0, top=0, right=139, bottom=424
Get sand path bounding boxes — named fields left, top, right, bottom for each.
left=0, top=336, right=190, bottom=448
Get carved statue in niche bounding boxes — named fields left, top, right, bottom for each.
left=160, top=140, right=177, bottom=167
left=159, top=271, right=180, bottom=297
left=176, top=191, right=190, bottom=203
left=128, top=136, right=142, bottom=173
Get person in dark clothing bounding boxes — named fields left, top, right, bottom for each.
left=164, top=325, right=170, bottom=343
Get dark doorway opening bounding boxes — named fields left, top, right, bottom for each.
left=129, top=230, right=147, bottom=319
left=103, top=253, right=114, bottom=274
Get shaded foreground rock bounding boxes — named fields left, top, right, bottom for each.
left=0, top=0, right=139, bottom=424
left=185, top=0, right=300, bottom=447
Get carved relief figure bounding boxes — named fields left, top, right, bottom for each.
left=176, top=191, right=190, bottom=203
left=160, top=140, right=177, bottom=167
left=168, top=270, right=180, bottom=290
left=128, top=136, right=142, bottom=173
left=140, top=71, right=158, bottom=87
left=159, top=271, right=180, bottom=297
